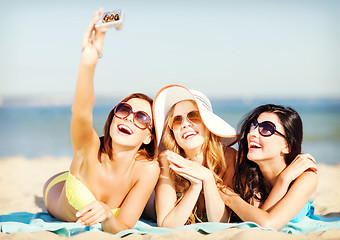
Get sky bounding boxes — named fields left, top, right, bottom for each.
left=0, top=0, right=339, bottom=101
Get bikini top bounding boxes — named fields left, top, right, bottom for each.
left=65, top=172, right=120, bottom=216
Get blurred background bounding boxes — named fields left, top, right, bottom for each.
left=0, top=0, right=339, bottom=164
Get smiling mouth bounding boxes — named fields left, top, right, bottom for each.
left=249, top=141, right=261, bottom=149
left=117, top=124, right=133, bottom=135
left=182, top=131, right=198, bottom=139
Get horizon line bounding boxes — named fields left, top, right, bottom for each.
left=1, top=96, right=340, bottom=108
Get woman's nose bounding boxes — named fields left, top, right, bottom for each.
left=125, top=112, right=134, bottom=123
left=181, top=117, right=192, bottom=128
left=249, top=126, right=259, bottom=136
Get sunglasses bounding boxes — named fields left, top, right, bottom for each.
left=168, top=110, right=202, bottom=130
left=114, top=102, right=152, bottom=130
left=249, top=119, right=285, bottom=138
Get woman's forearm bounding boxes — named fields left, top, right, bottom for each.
left=101, top=215, right=130, bottom=234
left=222, top=172, right=317, bottom=231
left=203, top=175, right=228, bottom=222
left=159, top=184, right=202, bottom=228
left=260, top=176, right=290, bottom=211
left=72, top=9, right=105, bottom=116
left=72, top=59, right=97, bottom=115
left=225, top=193, right=275, bottom=228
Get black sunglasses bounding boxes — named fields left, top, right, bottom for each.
left=249, top=119, right=285, bottom=138
left=114, top=102, right=152, bottom=130
left=168, top=110, right=202, bottom=130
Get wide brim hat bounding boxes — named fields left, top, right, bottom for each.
left=153, top=84, right=238, bottom=146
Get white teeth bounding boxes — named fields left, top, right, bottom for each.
left=118, top=125, right=133, bottom=134
left=250, top=141, right=261, bottom=148
left=183, top=131, right=197, bottom=139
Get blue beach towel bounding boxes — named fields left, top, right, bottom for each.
left=1, top=211, right=340, bottom=237
left=0, top=212, right=267, bottom=237
left=0, top=212, right=101, bottom=237
left=116, top=220, right=269, bottom=237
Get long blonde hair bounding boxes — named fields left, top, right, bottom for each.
left=161, top=100, right=227, bottom=224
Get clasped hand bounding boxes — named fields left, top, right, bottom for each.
left=279, top=153, right=318, bottom=183
left=76, top=200, right=112, bottom=226
left=159, top=150, right=213, bottom=186
left=81, top=9, right=107, bottom=63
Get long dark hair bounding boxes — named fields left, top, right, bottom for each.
left=233, top=104, right=303, bottom=208
left=98, top=93, right=157, bottom=161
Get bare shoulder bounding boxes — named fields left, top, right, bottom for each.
left=223, top=146, right=237, bottom=166
left=145, top=159, right=160, bottom=172
left=285, top=171, right=318, bottom=203
left=137, top=159, right=160, bottom=179
left=70, top=142, right=101, bottom=172
left=288, top=171, right=318, bottom=200
left=222, top=146, right=237, bottom=187
left=224, top=146, right=237, bottom=157
left=294, top=170, right=318, bottom=188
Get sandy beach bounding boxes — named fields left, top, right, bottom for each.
left=1, top=156, right=340, bottom=239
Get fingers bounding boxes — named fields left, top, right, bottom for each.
left=170, top=165, right=201, bottom=184
left=169, top=160, right=199, bottom=177
left=166, top=150, right=213, bottom=182
left=81, top=9, right=107, bottom=58
left=169, top=164, right=190, bottom=176
left=165, top=150, right=191, bottom=167
left=93, top=24, right=107, bottom=55
left=218, top=187, right=238, bottom=205
left=282, top=153, right=318, bottom=182
left=76, top=201, right=111, bottom=226
left=75, top=201, right=95, bottom=218
left=219, top=186, right=234, bottom=194
left=307, top=163, right=318, bottom=173
left=158, top=151, right=171, bottom=167
left=306, top=154, right=316, bottom=163
left=219, top=190, right=227, bottom=201
left=165, top=150, right=184, bottom=161
left=82, top=9, right=102, bottom=48
left=294, top=153, right=318, bottom=173
left=77, top=209, right=106, bottom=226
left=296, top=153, right=316, bottom=163
left=164, top=150, right=198, bottom=167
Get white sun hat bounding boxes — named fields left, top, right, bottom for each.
left=153, top=84, right=237, bottom=146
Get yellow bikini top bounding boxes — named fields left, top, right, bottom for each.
left=65, top=172, right=120, bottom=216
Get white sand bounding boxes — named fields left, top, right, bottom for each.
left=1, top=157, right=340, bottom=239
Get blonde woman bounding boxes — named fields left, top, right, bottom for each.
left=152, top=85, right=237, bottom=228
left=43, top=9, right=160, bottom=234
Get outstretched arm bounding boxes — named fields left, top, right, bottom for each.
left=70, top=10, right=106, bottom=159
